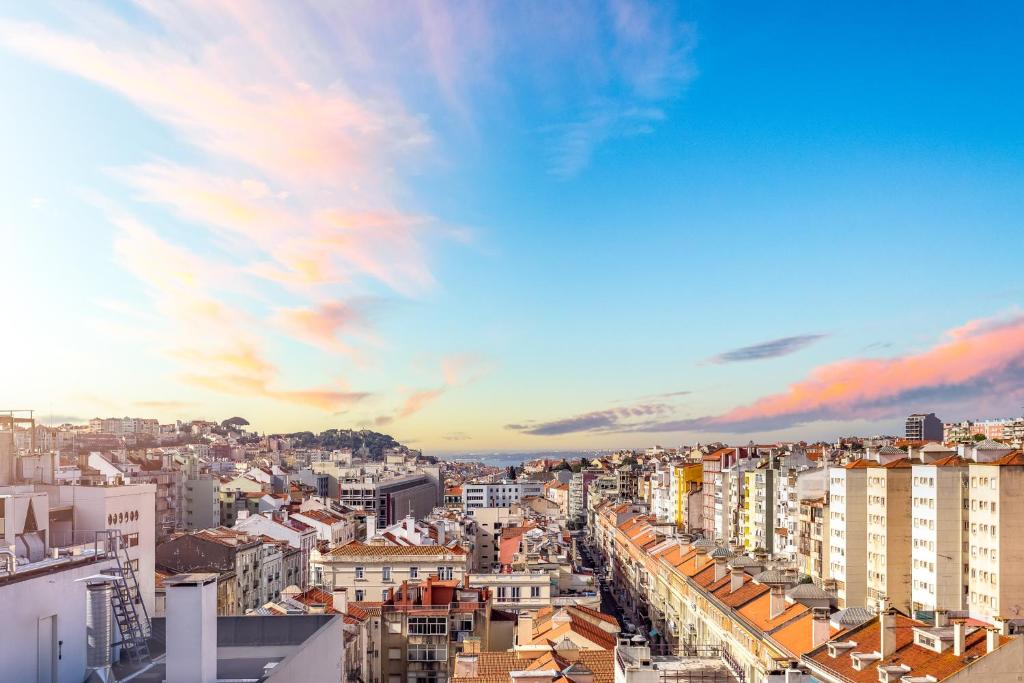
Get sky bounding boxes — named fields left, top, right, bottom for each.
left=1, top=2, right=1023, bottom=452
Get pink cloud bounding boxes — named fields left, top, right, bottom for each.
left=711, top=314, right=1024, bottom=429
left=274, top=301, right=369, bottom=356
left=617, top=313, right=1024, bottom=434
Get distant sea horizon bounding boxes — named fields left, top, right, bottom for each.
left=440, top=450, right=610, bottom=468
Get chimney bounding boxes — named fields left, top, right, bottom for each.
left=454, top=653, right=479, bottom=679
left=166, top=573, right=218, bottom=683
left=730, top=568, right=745, bottom=594
left=365, top=515, right=377, bottom=541
left=405, top=515, right=416, bottom=534
left=713, top=558, right=728, bottom=582
left=769, top=585, right=787, bottom=621
left=953, top=620, right=966, bottom=657
left=332, top=587, right=348, bottom=615
left=811, top=607, right=831, bottom=648
left=517, top=612, right=535, bottom=647
left=987, top=627, right=999, bottom=654
left=934, top=610, right=948, bottom=627
left=694, top=546, right=709, bottom=570
left=435, top=521, right=446, bottom=546
left=879, top=609, right=897, bottom=658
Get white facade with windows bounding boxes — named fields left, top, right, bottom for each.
left=911, top=460, right=968, bottom=613
left=463, top=480, right=543, bottom=510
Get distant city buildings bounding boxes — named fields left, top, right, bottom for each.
left=906, top=412, right=944, bottom=441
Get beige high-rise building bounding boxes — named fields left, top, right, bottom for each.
left=911, top=456, right=968, bottom=613
left=865, top=459, right=912, bottom=613
left=829, top=462, right=869, bottom=608
left=967, top=452, right=1024, bottom=622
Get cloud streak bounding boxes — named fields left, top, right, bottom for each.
left=649, top=313, right=1024, bottom=433
left=705, top=334, right=827, bottom=365
left=506, top=403, right=672, bottom=436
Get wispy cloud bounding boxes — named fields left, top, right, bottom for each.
left=545, top=1, right=696, bottom=177
left=0, top=3, right=454, bottom=413
left=507, top=403, right=672, bottom=436
left=396, top=353, right=493, bottom=419
left=640, top=313, right=1024, bottom=433
left=705, top=334, right=827, bottom=365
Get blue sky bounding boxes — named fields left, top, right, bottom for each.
left=1, top=2, right=1022, bottom=451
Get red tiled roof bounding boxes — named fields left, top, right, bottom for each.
left=805, top=615, right=1010, bottom=682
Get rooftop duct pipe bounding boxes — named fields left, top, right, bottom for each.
left=85, top=578, right=118, bottom=683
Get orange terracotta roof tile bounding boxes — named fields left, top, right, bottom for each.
left=737, top=592, right=808, bottom=632
left=804, top=615, right=1010, bottom=682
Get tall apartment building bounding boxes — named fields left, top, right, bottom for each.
left=905, top=413, right=943, bottom=441
left=911, top=456, right=968, bottom=613
left=865, top=459, right=912, bottom=613
left=797, top=495, right=829, bottom=580
left=740, top=465, right=775, bottom=553
left=670, top=461, right=703, bottom=530
left=462, top=480, right=543, bottom=511
left=184, top=476, right=221, bottom=529
left=967, top=451, right=1024, bottom=622
left=337, top=472, right=441, bottom=526
left=568, top=469, right=599, bottom=523
left=701, top=447, right=753, bottom=542
left=829, top=461, right=869, bottom=608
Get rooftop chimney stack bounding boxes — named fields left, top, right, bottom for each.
left=166, top=573, right=218, bottom=683
left=769, top=585, right=786, bottom=621
left=730, top=567, right=744, bottom=594
left=987, top=627, right=999, bottom=654
left=517, top=612, right=535, bottom=647
left=880, top=608, right=898, bottom=658
left=953, top=620, right=966, bottom=657
left=713, top=557, right=728, bottom=582
left=811, top=607, right=831, bottom=649
left=332, top=587, right=348, bottom=615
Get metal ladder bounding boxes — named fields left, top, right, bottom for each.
left=97, top=529, right=152, bottom=664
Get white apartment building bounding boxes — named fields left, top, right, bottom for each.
left=650, top=463, right=674, bottom=523
left=463, top=480, right=543, bottom=510
left=829, top=462, right=869, bottom=608
left=865, top=459, right=912, bottom=613
left=234, top=510, right=317, bottom=588
left=967, top=452, right=1024, bottom=622
left=39, top=482, right=158, bottom=614
left=311, top=543, right=470, bottom=601
left=911, top=456, right=968, bottom=613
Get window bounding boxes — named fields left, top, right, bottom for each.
left=355, top=589, right=365, bottom=601
left=410, top=566, right=419, bottom=579
left=355, top=566, right=365, bottom=580
left=408, top=616, right=447, bottom=635
left=382, top=566, right=392, bottom=582
left=530, top=586, right=541, bottom=598
left=437, top=566, right=453, bottom=580
left=408, top=645, right=446, bottom=661
left=383, top=589, right=390, bottom=600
